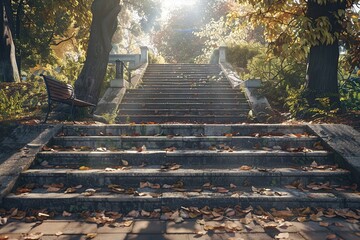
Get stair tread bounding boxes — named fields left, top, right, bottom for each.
left=37, top=149, right=331, bottom=156
left=22, top=168, right=349, bottom=176
left=7, top=187, right=356, bottom=202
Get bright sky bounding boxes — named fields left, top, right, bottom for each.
left=161, top=0, right=198, bottom=21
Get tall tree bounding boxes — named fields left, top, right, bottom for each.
left=0, top=0, right=20, bottom=82
left=233, top=0, right=359, bottom=107
left=74, top=0, right=121, bottom=104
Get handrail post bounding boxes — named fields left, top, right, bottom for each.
left=115, top=60, right=124, bottom=80
left=111, top=60, right=126, bottom=88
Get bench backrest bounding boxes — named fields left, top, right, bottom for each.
left=42, top=75, right=74, bottom=101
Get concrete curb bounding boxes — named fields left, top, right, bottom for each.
left=219, top=62, right=273, bottom=122
left=308, top=124, right=360, bottom=185
left=0, top=124, right=62, bottom=203
left=94, top=63, right=148, bottom=122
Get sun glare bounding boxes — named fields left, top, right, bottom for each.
left=161, top=0, right=198, bottom=20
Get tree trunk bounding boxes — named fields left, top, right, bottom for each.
left=74, top=0, right=121, bottom=104
left=0, top=0, right=20, bottom=82
left=306, top=42, right=340, bottom=106
left=305, top=0, right=347, bottom=108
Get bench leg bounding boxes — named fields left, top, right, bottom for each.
left=70, top=102, right=75, bottom=124
left=44, top=101, right=52, bottom=123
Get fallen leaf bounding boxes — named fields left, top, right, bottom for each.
left=137, top=145, right=147, bottom=152
left=194, top=230, right=207, bottom=236
left=121, top=220, right=133, bottom=227
left=79, top=166, right=91, bottom=170
left=275, top=232, right=289, bottom=239
left=319, top=222, right=330, bottom=227
left=127, top=210, right=139, bottom=218
left=122, top=160, right=129, bottom=166
left=23, top=233, right=44, bottom=240
left=314, top=142, right=324, bottom=150
left=62, top=211, right=72, bottom=217
left=326, top=234, right=337, bottom=240
left=297, top=217, right=307, bottom=222
left=64, top=187, right=77, bottom=194
left=141, top=210, right=151, bottom=217
left=240, top=165, right=252, bottom=171
left=0, top=217, right=8, bottom=225
left=82, top=188, right=96, bottom=196
left=230, top=184, right=237, bottom=189
left=86, top=233, right=97, bottom=239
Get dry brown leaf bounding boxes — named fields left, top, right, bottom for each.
left=23, top=233, right=44, bottom=240
left=86, top=233, right=97, bottom=239
left=121, top=160, right=129, bottom=166
left=194, top=230, right=207, bottom=236
left=203, top=182, right=212, bottom=188
left=346, top=219, right=359, bottom=224
left=326, top=234, right=337, bottom=240
left=319, top=222, right=329, bottom=227
left=62, top=211, right=72, bottom=217
left=141, top=210, right=151, bottom=217
left=275, top=232, right=289, bottom=239
left=127, top=210, right=139, bottom=218
left=79, top=166, right=91, bottom=170
left=314, top=142, right=324, bottom=150
left=239, top=165, right=252, bottom=171
left=121, top=220, right=134, bottom=227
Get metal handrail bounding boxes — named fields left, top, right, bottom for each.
left=115, top=60, right=131, bottom=83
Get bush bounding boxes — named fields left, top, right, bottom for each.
left=226, top=43, right=263, bottom=70
left=0, top=80, right=47, bottom=121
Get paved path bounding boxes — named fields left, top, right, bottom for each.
left=0, top=218, right=359, bottom=240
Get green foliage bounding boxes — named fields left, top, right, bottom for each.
left=148, top=51, right=166, bottom=64
left=153, top=0, right=232, bottom=63
left=226, top=43, right=263, bottom=69
left=0, top=81, right=46, bottom=121
left=14, top=0, right=93, bottom=69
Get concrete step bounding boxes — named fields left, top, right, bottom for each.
left=124, top=93, right=246, bottom=99
left=118, top=109, right=249, bottom=115
left=116, top=115, right=248, bottom=124
left=36, top=150, right=333, bottom=168
left=121, top=98, right=248, bottom=104
left=140, top=82, right=230, bottom=87
left=58, top=124, right=311, bottom=137
left=138, top=85, right=234, bottom=89
left=16, top=168, right=351, bottom=189
left=6, top=187, right=357, bottom=211
left=49, top=135, right=321, bottom=150
left=119, top=103, right=247, bottom=110
left=143, top=72, right=224, bottom=75
left=126, top=88, right=239, bottom=94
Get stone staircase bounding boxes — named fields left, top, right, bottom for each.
left=117, top=64, right=250, bottom=123
left=4, top=124, right=359, bottom=212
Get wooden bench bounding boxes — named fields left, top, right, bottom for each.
left=41, top=74, right=96, bottom=123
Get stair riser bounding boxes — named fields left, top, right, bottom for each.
left=119, top=104, right=247, bottom=110
left=121, top=99, right=248, bottom=104
left=127, top=89, right=239, bottom=94
left=142, top=77, right=226, bottom=80
left=36, top=152, right=333, bottom=168
left=119, top=110, right=249, bottom=115
left=140, top=84, right=230, bottom=87
left=125, top=94, right=245, bottom=98
left=3, top=197, right=347, bottom=212
left=138, top=86, right=234, bottom=90
left=60, top=125, right=310, bottom=136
